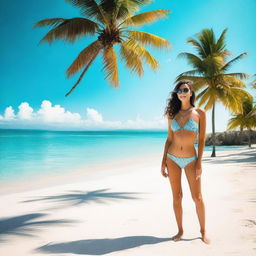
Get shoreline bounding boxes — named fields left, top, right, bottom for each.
left=0, top=144, right=255, bottom=196
left=0, top=151, right=160, bottom=196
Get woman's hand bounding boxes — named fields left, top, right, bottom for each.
left=161, top=162, right=168, bottom=178
left=195, top=160, right=202, bottom=180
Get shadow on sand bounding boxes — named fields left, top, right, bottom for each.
left=203, top=149, right=256, bottom=168
left=20, top=188, right=144, bottom=210
left=0, top=213, right=76, bottom=242
left=35, top=235, right=178, bottom=255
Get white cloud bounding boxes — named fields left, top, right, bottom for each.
left=86, top=107, right=103, bottom=122
left=36, top=100, right=82, bottom=123
left=124, top=113, right=166, bottom=129
left=18, top=102, right=34, bottom=120
left=4, top=106, right=16, bottom=120
left=0, top=100, right=167, bottom=130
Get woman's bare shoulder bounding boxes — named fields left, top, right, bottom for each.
left=194, top=107, right=206, bottom=116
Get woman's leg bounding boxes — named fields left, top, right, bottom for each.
left=184, top=160, right=210, bottom=244
left=166, top=156, right=184, bottom=241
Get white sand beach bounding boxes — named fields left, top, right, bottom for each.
left=0, top=146, right=255, bottom=256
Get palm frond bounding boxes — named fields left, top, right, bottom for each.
left=252, top=75, right=256, bottom=89
left=66, top=40, right=102, bottom=77
left=196, top=28, right=216, bottom=56
left=186, top=38, right=207, bottom=58
left=221, top=53, right=249, bottom=72
left=116, top=0, right=152, bottom=12
left=102, top=46, right=119, bottom=87
left=196, top=87, right=209, bottom=99
left=241, top=97, right=254, bottom=114
left=120, top=42, right=144, bottom=76
left=197, top=87, right=214, bottom=108
left=204, top=95, right=216, bottom=111
left=177, top=52, right=203, bottom=70
left=215, top=28, right=228, bottom=52
left=117, top=0, right=152, bottom=15
left=223, top=72, right=250, bottom=80
left=65, top=53, right=99, bottom=96
left=192, top=78, right=209, bottom=91
left=221, top=75, right=247, bottom=88
left=33, top=18, right=66, bottom=28
left=123, top=39, right=158, bottom=69
left=100, top=0, right=152, bottom=20
left=175, top=74, right=203, bottom=82
left=177, top=69, right=200, bottom=76
left=175, top=75, right=208, bottom=91
left=127, top=30, right=170, bottom=49
left=220, top=87, right=252, bottom=113
left=120, top=9, right=170, bottom=27
left=218, top=88, right=239, bottom=112
left=34, top=18, right=99, bottom=44
left=227, top=115, right=244, bottom=130
left=247, top=106, right=256, bottom=118
left=203, top=55, right=225, bottom=75
left=217, top=50, right=232, bottom=62
left=187, top=28, right=230, bottom=59
left=65, top=0, right=108, bottom=25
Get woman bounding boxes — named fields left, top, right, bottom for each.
left=161, top=80, right=210, bottom=244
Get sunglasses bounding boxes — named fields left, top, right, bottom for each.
left=176, top=88, right=190, bottom=94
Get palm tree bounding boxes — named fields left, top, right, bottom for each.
left=33, top=0, right=171, bottom=96
left=252, top=74, right=256, bottom=90
left=227, top=97, right=256, bottom=147
left=250, top=74, right=256, bottom=116
left=176, top=28, right=252, bottom=157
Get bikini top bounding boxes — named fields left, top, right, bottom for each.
left=171, top=118, right=199, bottom=133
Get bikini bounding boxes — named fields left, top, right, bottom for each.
left=167, top=117, right=199, bottom=169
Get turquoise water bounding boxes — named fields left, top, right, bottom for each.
left=0, top=129, right=246, bottom=183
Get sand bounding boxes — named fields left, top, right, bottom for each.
left=0, top=145, right=255, bottom=256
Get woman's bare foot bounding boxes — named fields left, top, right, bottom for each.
left=201, top=230, right=210, bottom=244
left=171, top=230, right=183, bottom=241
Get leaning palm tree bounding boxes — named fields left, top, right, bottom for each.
left=227, top=97, right=256, bottom=147
left=33, top=0, right=171, bottom=96
left=176, top=28, right=252, bottom=157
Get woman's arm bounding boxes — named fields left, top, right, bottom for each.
left=197, top=108, right=206, bottom=161
left=161, top=118, right=173, bottom=178
left=162, top=117, right=173, bottom=165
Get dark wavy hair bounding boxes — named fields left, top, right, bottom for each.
left=164, top=80, right=196, bottom=119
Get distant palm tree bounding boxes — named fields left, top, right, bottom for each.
left=227, top=97, right=256, bottom=147
left=252, top=74, right=256, bottom=89
left=33, top=0, right=171, bottom=96
left=250, top=74, right=256, bottom=116
left=176, top=28, right=251, bottom=157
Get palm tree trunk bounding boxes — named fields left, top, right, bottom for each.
left=211, top=102, right=216, bottom=157
left=248, top=128, right=252, bottom=148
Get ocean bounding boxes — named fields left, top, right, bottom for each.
left=0, top=129, right=245, bottom=183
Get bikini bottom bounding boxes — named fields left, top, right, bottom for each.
left=167, top=153, right=197, bottom=169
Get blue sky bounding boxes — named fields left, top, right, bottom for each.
left=0, top=0, right=255, bottom=132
